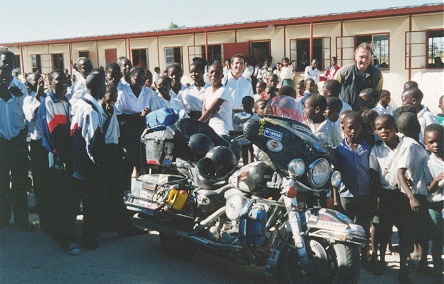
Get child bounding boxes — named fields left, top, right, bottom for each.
left=360, top=109, right=379, bottom=147
left=299, top=78, right=315, bottom=106
left=358, top=88, right=379, bottom=110
left=280, top=57, right=293, bottom=87
left=105, top=62, right=122, bottom=88
left=369, top=114, right=409, bottom=276
left=256, top=81, right=266, bottom=99
left=199, top=64, right=237, bottom=158
left=401, top=87, right=438, bottom=143
left=372, top=90, right=392, bottom=115
left=396, top=112, right=431, bottom=281
left=100, top=85, right=147, bottom=237
left=339, top=110, right=354, bottom=138
left=252, top=99, right=267, bottom=162
left=178, top=61, right=209, bottom=119
left=424, top=124, right=444, bottom=283
left=322, top=79, right=352, bottom=115
left=144, top=69, right=153, bottom=90
left=153, top=66, right=161, bottom=89
left=23, top=72, right=52, bottom=232
left=38, top=69, right=78, bottom=254
left=333, top=112, right=373, bottom=266
left=151, top=75, right=185, bottom=111
left=263, top=87, right=277, bottom=101
left=325, top=97, right=343, bottom=147
left=435, top=95, right=444, bottom=126
left=234, top=96, right=254, bottom=165
left=166, top=63, right=187, bottom=99
left=295, top=81, right=305, bottom=101
left=303, top=95, right=337, bottom=147
left=254, top=99, right=267, bottom=119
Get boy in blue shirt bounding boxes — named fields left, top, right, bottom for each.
left=333, top=112, right=373, bottom=267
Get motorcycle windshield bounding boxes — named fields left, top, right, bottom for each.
left=265, top=95, right=305, bottom=123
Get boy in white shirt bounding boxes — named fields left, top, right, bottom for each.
left=303, top=95, right=336, bottom=147
left=151, top=76, right=185, bottom=111
left=396, top=112, right=431, bottom=282
left=372, top=90, right=392, bottom=115
left=423, top=124, right=443, bottom=283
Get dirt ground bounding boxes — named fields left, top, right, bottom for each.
left=0, top=212, right=440, bottom=283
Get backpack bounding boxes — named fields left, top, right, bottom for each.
left=146, top=108, right=180, bottom=129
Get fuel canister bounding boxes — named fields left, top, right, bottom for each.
left=166, top=185, right=188, bottom=210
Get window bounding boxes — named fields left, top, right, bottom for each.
left=79, top=51, right=89, bottom=58
left=132, top=49, right=148, bottom=69
left=428, top=29, right=444, bottom=68
left=337, top=34, right=389, bottom=69
left=188, top=44, right=223, bottom=67
left=405, top=29, right=444, bottom=69
left=31, top=54, right=41, bottom=73
left=165, top=47, right=182, bottom=66
left=250, top=41, right=270, bottom=62
left=14, top=55, right=21, bottom=72
left=52, top=54, right=64, bottom=70
left=290, top=38, right=330, bottom=71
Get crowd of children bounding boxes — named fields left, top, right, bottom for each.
left=0, top=48, right=442, bottom=283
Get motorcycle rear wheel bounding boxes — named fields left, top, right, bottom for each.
left=276, top=238, right=360, bottom=284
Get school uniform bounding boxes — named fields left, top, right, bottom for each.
left=222, top=72, right=254, bottom=110
left=417, top=106, right=438, bottom=144
left=369, top=135, right=409, bottom=255
left=70, top=93, right=108, bottom=244
left=304, top=66, right=320, bottom=84
left=115, top=85, right=153, bottom=192
left=0, top=89, right=29, bottom=228
left=306, top=118, right=342, bottom=147
left=178, top=82, right=209, bottom=118
left=23, top=91, right=51, bottom=230
left=396, top=136, right=431, bottom=244
left=425, top=153, right=443, bottom=272
left=170, top=84, right=188, bottom=100
left=203, top=86, right=233, bottom=135
left=38, top=92, right=76, bottom=244
left=280, top=65, right=293, bottom=86
left=372, top=103, right=393, bottom=116
left=150, top=93, right=185, bottom=112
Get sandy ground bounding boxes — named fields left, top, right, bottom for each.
left=0, top=212, right=440, bottom=284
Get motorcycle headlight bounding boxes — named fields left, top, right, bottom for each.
left=288, top=158, right=305, bottom=177
left=308, top=158, right=331, bottom=188
left=330, top=171, right=342, bottom=188
left=225, top=193, right=247, bottom=221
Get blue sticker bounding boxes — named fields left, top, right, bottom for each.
left=336, top=211, right=352, bottom=222
left=264, top=128, right=282, bottom=141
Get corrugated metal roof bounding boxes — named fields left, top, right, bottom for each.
left=2, top=2, right=442, bottom=46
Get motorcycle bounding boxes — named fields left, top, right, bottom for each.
left=126, top=107, right=367, bottom=283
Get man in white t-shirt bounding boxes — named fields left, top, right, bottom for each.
left=222, top=54, right=254, bottom=111
left=304, top=58, right=321, bottom=84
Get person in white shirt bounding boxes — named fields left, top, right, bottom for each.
left=222, top=54, right=254, bottom=111
left=304, top=58, right=321, bottom=84
left=69, top=57, right=93, bottom=104
left=324, top=97, right=344, bottom=147
left=22, top=72, right=52, bottom=231
left=151, top=76, right=184, bottom=111
left=153, top=67, right=161, bottom=89
left=115, top=66, right=153, bottom=193
left=396, top=112, right=431, bottom=280
left=372, top=90, right=393, bottom=116
left=280, top=57, right=293, bottom=87
left=166, top=63, right=188, bottom=100
left=178, top=61, right=209, bottom=119
left=401, top=87, right=438, bottom=143
left=200, top=64, right=233, bottom=135
left=117, top=56, right=132, bottom=87
left=423, top=124, right=444, bottom=281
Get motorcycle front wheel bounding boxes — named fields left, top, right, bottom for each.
left=277, top=238, right=360, bottom=284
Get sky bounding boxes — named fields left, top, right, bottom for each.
left=0, top=0, right=437, bottom=44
